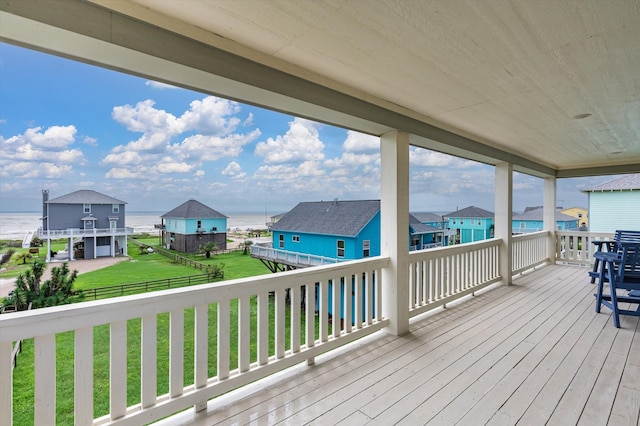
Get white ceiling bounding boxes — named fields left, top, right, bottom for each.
left=3, top=0, right=640, bottom=176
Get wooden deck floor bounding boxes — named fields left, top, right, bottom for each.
left=162, top=265, right=640, bottom=425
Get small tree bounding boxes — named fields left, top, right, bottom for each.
left=7, top=260, right=82, bottom=310
left=242, top=239, right=253, bottom=255
left=15, top=252, right=33, bottom=264
left=200, top=241, right=218, bottom=258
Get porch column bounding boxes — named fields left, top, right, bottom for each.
left=543, top=176, right=557, bottom=264
left=380, top=130, right=410, bottom=336
left=495, top=162, right=513, bottom=285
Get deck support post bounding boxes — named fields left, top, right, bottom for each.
left=544, top=177, right=557, bottom=265
left=495, top=162, right=513, bottom=285
left=380, top=130, right=410, bottom=336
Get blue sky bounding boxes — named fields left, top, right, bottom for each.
left=0, top=42, right=614, bottom=214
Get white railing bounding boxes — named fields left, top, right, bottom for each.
left=555, top=231, right=614, bottom=266
left=512, top=231, right=549, bottom=274
left=36, top=226, right=134, bottom=238
left=0, top=257, right=388, bottom=425
left=407, top=239, right=502, bottom=318
left=250, top=244, right=341, bottom=267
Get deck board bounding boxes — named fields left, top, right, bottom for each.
left=159, top=265, right=640, bottom=425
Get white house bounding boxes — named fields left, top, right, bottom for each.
left=583, top=174, right=640, bottom=232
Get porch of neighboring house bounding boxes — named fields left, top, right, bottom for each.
left=162, top=264, right=639, bottom=426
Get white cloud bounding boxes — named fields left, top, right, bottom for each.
left=254, top=118, right=325, bottom=163
left=145, top=80, right=179, bottom=90
left=154, top=162, right=195, bottom=174
left=343, top=131, right=379, bottom=153
left=170, top=130, right=260, bottom=161
left=221, top=161, right=246, bottom=179
left=101, top=151, right=144, bottom=166
left=111, top=99, right=183, bottom=152
left=105, top=168, right=144, bottom=179
left=180, top=97, right=241, bottom=134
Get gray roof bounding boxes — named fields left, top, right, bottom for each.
left=444, top=205, right=494, bottom=218
left=513, top=207, right=577, bottom=222
left=409, top=214, right=441, bottom=234
left=411, top=212, right=444, bottom=223
left=161, top=199, right=227, bottom=219
left=272, top=200, right=380, bottom=237
left=583, top=174, right=640, bottom=192
left=47, top=189, right=126, bottom=205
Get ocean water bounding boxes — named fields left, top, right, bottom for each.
left=0, top=212, right=269, bottom=240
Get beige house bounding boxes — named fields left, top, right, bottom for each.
left=560, top=206, right=588, bottom=228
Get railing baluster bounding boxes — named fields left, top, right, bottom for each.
left=194, top=304, right=208, bottom=390
left=141, top=315, right=157, bottom=408
left=218, top=300, right=230, bottom=380
left=238, top=296, right=251, bottom=372
left=257, top=292, right=269, bottom=365
left=0, top=341, right=11, bottom=425
left=75, top=327, right=93, bottom=424
left=169, top=310, right=184, bottom=398
left=110, top=321, right=127, bottom=420
left=290, top=285, right=301, bottom=353
left=35, top=335, right=56, bottom=424
left=275, top=289, right=285, bottom=359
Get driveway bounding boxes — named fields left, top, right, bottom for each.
left=0, top=256, right=129, bottom=298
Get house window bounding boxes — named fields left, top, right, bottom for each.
left=112, top=204, right=119, bottom=213
left=461, top=220, right=464, bottom=225
left=478, top=219, right=481, bottom=225
left=83, top=203, right=91, bottom=213
left=363, top=240, right=370, bottom=257
left=292, top=235, right=300, bottom=242
left=337, top=240, right=345, bottom=258
left=520, top=222, right=525, bottom=229
left=453, top=219, right=456, bottom=224
left=197, top=220, right=202, bottom=231
left=578, top=213, right=583, bottom=218
left=279, top=234, right=284, bottom=248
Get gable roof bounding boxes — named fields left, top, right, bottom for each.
left=411, top=212, right=444, bottom=223
left=513, top=207, right=577, bottom=222
left=582, top=174, right=640, bottom=192
left=273, top=200, right=380, bottom=237
left=444, top=206, right=494, bottom=218
left=409, top=214, right=441, bottom=234
left=47, top=189, right=126, bottom=205
left=161, top=199, right=227, bottom=219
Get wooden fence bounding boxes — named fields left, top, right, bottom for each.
left=79, top=272, right=224, bottom=300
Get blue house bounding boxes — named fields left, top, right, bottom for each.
left=268, top=200, right=443, bottom=266
left=444, top=206, right=494, bottom=244
left=161, top=199, right=228, bottom=253
left=512, top=207, right=579, bottom=234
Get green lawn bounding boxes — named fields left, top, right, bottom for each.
left=10, top=237, right=307, bottom=425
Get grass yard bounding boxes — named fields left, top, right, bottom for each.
left=10, top=236, right=315, bottom=425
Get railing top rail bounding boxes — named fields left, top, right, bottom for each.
left=513, top=230, right=549, bottom=241
left=0, top=256, right=389, bottom=342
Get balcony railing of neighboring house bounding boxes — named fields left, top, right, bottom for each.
left=36, top=226, right=134, bottom=238
left=1, top=236, right=560, bottom=425
left=409, top=242, right=443, bottom=251
left=250, top=244, right=342, bottom=267
left=555, top=231, right=615, bottom=266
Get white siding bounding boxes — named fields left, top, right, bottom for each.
left=589, top=190, right=640, bottom=232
